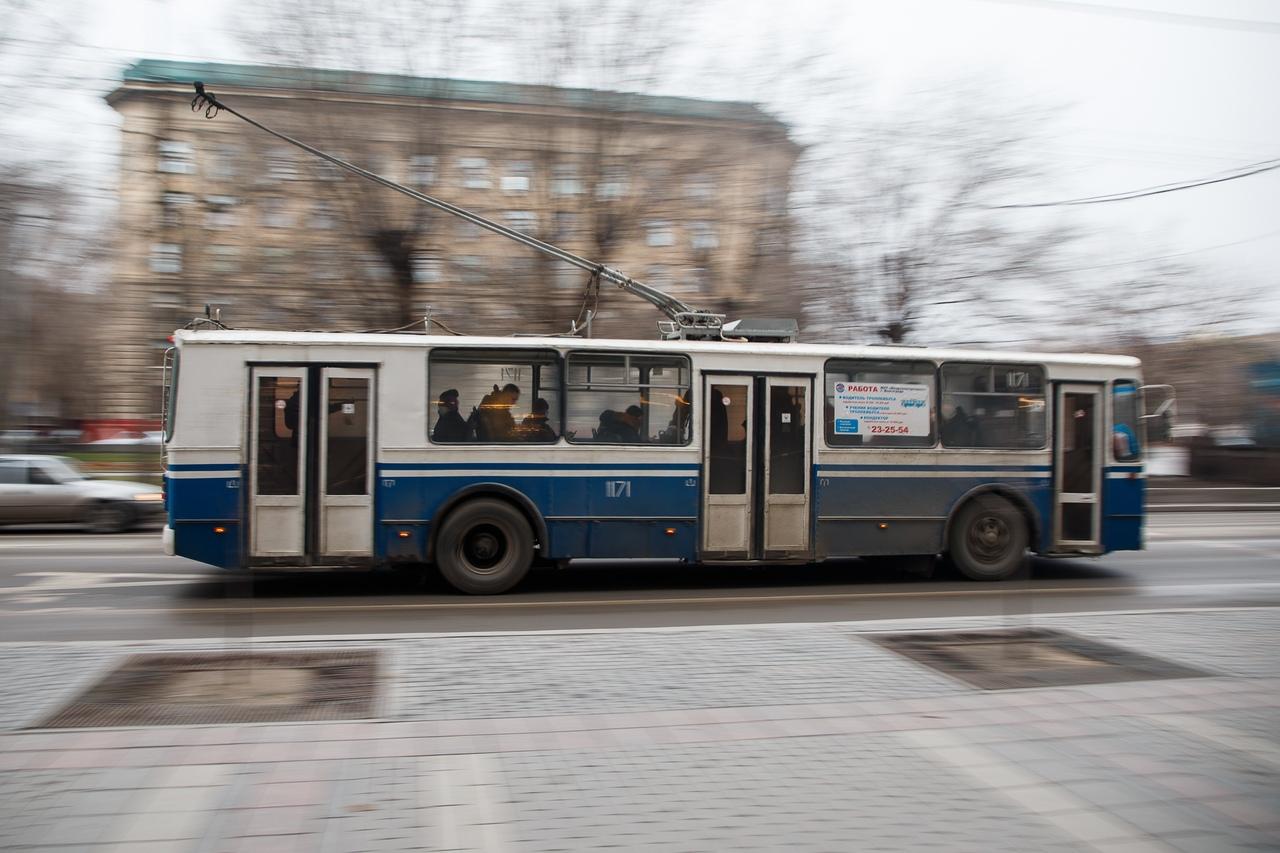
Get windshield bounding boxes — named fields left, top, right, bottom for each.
left=42, top=457, right=87, bottom=482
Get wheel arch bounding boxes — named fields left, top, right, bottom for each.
left=427, top=483, right=548, bottom=563
left=943, top=484, right=1041, bottom=554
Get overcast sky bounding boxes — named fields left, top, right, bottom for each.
left=8, top=0, right=1279, bottom=327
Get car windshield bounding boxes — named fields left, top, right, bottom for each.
left=41, top=457, right=86, bottom=482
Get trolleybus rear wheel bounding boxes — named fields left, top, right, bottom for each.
left=949, top=495, right=1028, bottom=581
left=436, top=499, right=534, bottom=594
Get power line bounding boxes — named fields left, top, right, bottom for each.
left=987, top=156, right=1280, bottom=208
left=971, top=0, right=1280, bottom=34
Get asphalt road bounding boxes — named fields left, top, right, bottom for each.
left=0, top=512, right=1277, bottom=642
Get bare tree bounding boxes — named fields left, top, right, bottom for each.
left=794, top=86, right=1084, bottom=345
left=232, top=0, right=798, bottom=336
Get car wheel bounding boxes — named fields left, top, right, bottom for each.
left=949, top=495, right=1028, bottom=581
left=436, top=499, right=534, bottom=594
left=85, top=502, right=133, bottom=534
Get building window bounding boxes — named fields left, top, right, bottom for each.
left=551, top=163, right=582, bottom=196
left=412, top=253, right=442, bottom=283
left=501, top=160, right=532, bottom=192
left=265, top=147, right=296, bottom=182
left=311, top=248, right=342, bottom=280
left=262, top=247, right=293, bottom=276
left=455, top=220, right=484, bottom=241
left=646, top=265, right=673, bottom=289
left=160, top=192, right=193, bottom=227
left=261, top=197, right=293, bottom=229
left=596, top=165, right=628, bottom=200
left=428, top=349, right=562, bottom=444
left=313, top=159, right=343, bottom=182
left=689, top=221, right=718, bottom=250
left=826, top=359, right=936, bottom=448
left=204, top=195, right=238, bottom=230
left=645, top=221, right=675, bottom=247
left=309, top=200, right=337, bottom=230
left=565, top=352, right=691, bottom=445
left=408, top=154, right=437, bottom=187
left=552, top=211, right=579, bottom=241
left=458, top=157, right=490, bottom=189
left=685, top=172, right=715, bottom=202
left=940, top=362, right=1046, bottom=449
left=453, top=255, right=486, bottom=285
left=149, top=243, right=182, bottom=273
left=504, top=210, right=537, bottom=235
left=157, top=140, right=195, bottom=174
left=208, top=244, right=239, bottom=273
left=555, top=264, right=583, bottom=290
left=361, top=252, right=389, bottom=282
left=208, top=144, right=240, bottom=180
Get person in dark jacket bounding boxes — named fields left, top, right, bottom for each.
left=517, top=397, right=557, bottom=442
left=432, top=389, right=470, bottom=442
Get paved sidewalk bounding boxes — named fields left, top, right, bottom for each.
left=1, top=609, right=1277, bottom=852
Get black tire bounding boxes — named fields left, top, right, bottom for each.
left=948, top=495, right=1028, bottom=581
left=435, top=499, right=534, bottom=594
left=85, top=502, right=132, bottom=534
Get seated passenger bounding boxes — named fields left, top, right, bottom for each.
left=658, top=393, right=691, bottom=444
left=516, top=397, right=557, bottom=442
left=605, top=405, right=643, bottom=443
left=432, top=389, right=470, bottom=443
left=476, top=383, right=520, bottom=442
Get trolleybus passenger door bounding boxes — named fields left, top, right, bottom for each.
left=1053, top=383, right=1102, bottom=552
left=702, top=374, right=814, bottom=561
left=702, top=377, right=753, bottom=559
left=249, top=367, right=308, bottom=558
left=762, top=377, right=811, bottom=558
left=317, top=367, right=375, bottom=558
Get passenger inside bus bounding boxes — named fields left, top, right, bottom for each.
left=516, top=397, right=557, bottom=442
left=432, top=389, right=469, bottom=442
left=595, top=405, right=643, bottom=442
left=474, top=383, right=521, bottom=441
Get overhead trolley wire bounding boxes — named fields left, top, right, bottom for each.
left=987, top=156, right=1280, bottom=208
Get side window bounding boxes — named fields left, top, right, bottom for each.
left=429, top=349, right=562, bottom=443
left=0, top=462, right=27, bottom=485
left=565, top=353, right=691, bottom=445
left=1113, top=380, right=1143, bottom=462
left=825, top=359, right=936, bottom=448
left=940, top=363, right=1046, bottom=449
left=29, top=466, right=57, bottom=486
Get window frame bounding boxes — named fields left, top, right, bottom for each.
left=1111, top=378, right=1144, bottom=463
left=938, top=361, right=1049, bottom=451
left=427, top=347, right=564, bottom=445
left=563, top=350, right=693, bottom=447
left=822, top=357, right=939, bottom=449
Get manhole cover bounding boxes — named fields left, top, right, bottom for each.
left=34, top=649, right=379, bottom=728
left=867, top=628, right=1211, bottom=690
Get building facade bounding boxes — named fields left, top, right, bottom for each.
left=98, top=59, right=798, bottom=422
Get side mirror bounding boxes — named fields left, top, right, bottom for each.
left=1140, top=384, right=1176, bottom=442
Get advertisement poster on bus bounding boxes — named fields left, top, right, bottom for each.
left=833, top=382, right=931, bottom=436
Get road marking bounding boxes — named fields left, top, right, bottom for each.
left=4, top=582, right=1280, bottom=616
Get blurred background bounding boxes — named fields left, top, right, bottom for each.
left=1, top=0, right=1277, bottom=479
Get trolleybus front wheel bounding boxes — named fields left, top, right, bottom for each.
left=948, top=495, right=1028, bottom=581
left=436, top=499, right=534, bottom=594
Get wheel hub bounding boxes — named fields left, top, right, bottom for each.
left=462, top=524, right=507, bottom=572
left=969, top=515, right=1010, bottom=562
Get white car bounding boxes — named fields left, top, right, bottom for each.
left=0, top=456, right=164, bottom=533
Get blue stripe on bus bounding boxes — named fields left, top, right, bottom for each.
left=376, top=472, right=700, bottom=561
left=168, top=463, right=242, bottom=471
